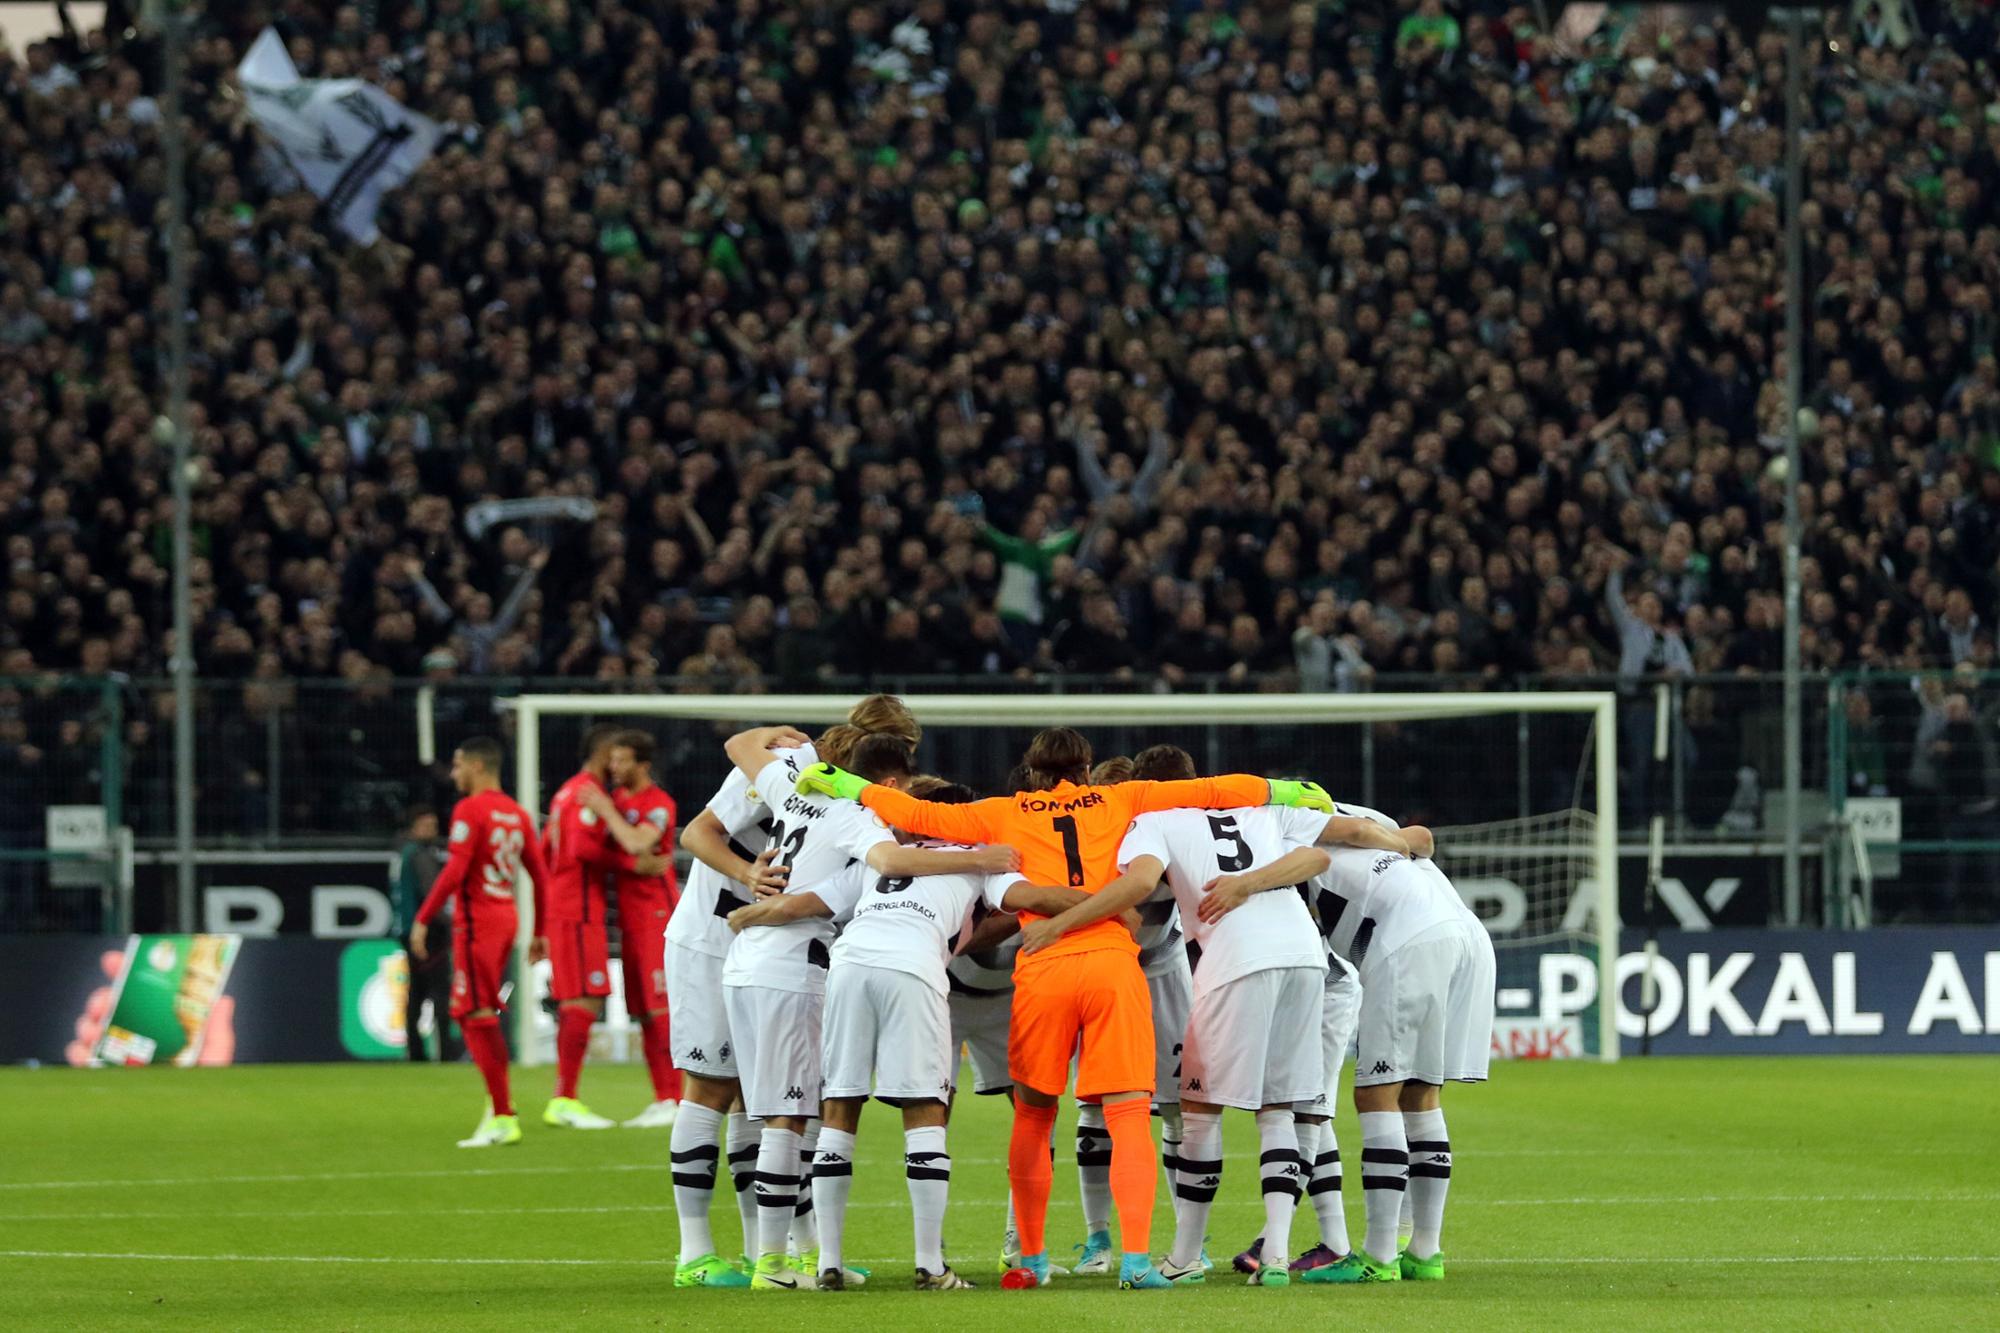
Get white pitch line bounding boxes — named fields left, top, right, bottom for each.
left=0, top=1164, right=661, bottom=1191
left=5, top=1249, right=1998, bottom=1269
left=0, top=1250, right=667, bottom=1267
left=5, top=1192, right=1994, bottom=1225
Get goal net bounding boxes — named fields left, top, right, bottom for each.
left=502, top=692, right=1621, bottom=1063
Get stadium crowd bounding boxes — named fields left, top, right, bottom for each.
left=4, top=1, right=2000, bottom=863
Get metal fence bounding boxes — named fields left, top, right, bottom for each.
left=6, top=667, right=1989, bottom=930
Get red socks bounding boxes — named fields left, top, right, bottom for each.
left=462, top=1015, right=512, bottom=1117
left=1103, top=1099, right=1158, bottom=1255
left=1007, top=1101, right=1059, bottom=1258
left=640, top=1015, right=682, bottom=1103
left=554, top=1005, right=593, bottom=1100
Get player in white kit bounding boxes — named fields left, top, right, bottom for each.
left=664, top=751, right=787, bottom=1289
left=719, top=726, right=1017, bottom=1291
left=1295, top=803, right=1495, bottom=1287
left=1116, top=746, right=1407, bottom=1286
left=731, top=759, right=1048, bottom=1293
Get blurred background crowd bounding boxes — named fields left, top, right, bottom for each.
left=2, top=0, right=1999, bottom=913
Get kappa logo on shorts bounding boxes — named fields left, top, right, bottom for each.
left=1371, top=1061, right=1392, bottom=1075
left=785, top=1085, right=805, bottom=1100
left=1185, top=1078, right=1203, bottom=1093
left=689, top=1047, right=706, bottom=1063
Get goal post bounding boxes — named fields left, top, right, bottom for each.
left=501, top=691, right=1621, bottom=1063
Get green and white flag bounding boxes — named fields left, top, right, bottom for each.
left=236, top=28, right=442, bottom=244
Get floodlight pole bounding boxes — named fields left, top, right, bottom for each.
left=1780, top=8, right=1807, bottom=925
left=155, top=1, right=198, bottom=930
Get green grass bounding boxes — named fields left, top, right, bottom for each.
left=3, top=1057, right=1996, bottom=1330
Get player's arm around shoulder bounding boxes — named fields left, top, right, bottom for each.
left=727, top=891, right=832, bottom=933
left=1020, top=855, right=1163, bottom=954
left=866, top=837, right=1020, bottom=879
left=1198, top=843, right=1334, bottom=924
left=1314, top=812, right=1412, bottom=856
left=723, top=724, right=813, bottom=781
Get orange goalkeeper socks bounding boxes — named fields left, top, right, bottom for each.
left=1103, top=1098, right=1158, bottom=1256
left=1007, top=1101, right=1059, bottom=1257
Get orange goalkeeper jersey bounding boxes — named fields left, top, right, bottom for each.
left=860, top=775, right=1269, bottom=964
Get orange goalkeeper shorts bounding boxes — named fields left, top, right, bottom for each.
left=1008, top=948, right=1155, bottom=1099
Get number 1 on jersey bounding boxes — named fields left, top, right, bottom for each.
left=1052, top=814, right=1084, bottom=886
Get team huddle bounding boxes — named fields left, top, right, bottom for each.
left=416, top=695, right=1497, bottom=1293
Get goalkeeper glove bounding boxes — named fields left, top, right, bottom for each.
left=1268, top=778, right=1334, bottom=814
left=796, top=762, right=871, bottom=802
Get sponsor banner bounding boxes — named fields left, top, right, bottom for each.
left=0, top=936, right=372, bottom=1065
left=1468, top=851, right=1774, bottom=939
left=1512, top=928, right=2000, bottom=1055
left=340, top=941, right=410, bottom=1060
left=132, top=854, right=397, bottom=938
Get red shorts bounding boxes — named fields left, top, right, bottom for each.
left=547, top=918, right=611, bottom=1002
left=619, top=903, right=671, bottom=1017
left=450, top=911, right=516, bottom=1020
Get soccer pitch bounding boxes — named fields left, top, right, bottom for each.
left=2, top=1058, right=1994, bottom=1330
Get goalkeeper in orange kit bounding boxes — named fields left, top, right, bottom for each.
left=798, top=726, right=1333, bottom=1290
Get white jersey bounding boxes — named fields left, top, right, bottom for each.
left=663, top=767, right=772, bottom=959
left=1133, top=878, right=1186, bottom=978
left=947, top=934, right=1018, bottom=996
left=1311, top=801, right=1474, bottom=966
left=815, top=848, right=1016, bottom=997
left=720, top=744, right=898, bottom=995
left=1117, top=806, right=1327, bottom=995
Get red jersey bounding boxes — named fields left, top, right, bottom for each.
left=612, top=781, right=679, bottom=913
left=543, top=770, right=613, bottom=923
left=416, top=788, right=551, bottom=929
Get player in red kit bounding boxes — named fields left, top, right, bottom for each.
left=608, top=729, right=683, bottom=1128
left=540, top=724, right=664, bottom=1129
left=410, top=736, right=552, bottom=1148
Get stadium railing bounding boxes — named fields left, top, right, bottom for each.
left=26, top=665, right=2000, bottom=932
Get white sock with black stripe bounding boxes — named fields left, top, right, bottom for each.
left=810, top=1127, right=856, bottom=1275
left=1303, top=1117, right=1351, bottom=1254
left=1255, top=1109, right=1304, bottom=1265
left=1358, top=1110, right=1408, bottom=1265
left=1168, top=1110, right=1222, bottom=1268
left=1157, top=1104, right=1186, bottom=1244
left=753, top=1126, right=802, bottom=1261
left=727, top=1112, right=759, bottom=1257
left=789, top=1119, right=820, bottom=1255
left=1075, top=1103, right=1112, bottom=1237
left=905, top=1125, right=951, bottom=1273
left=1403, top=1107, right=1451, bottom=1260
left=670, top=1102, right=725, bottom=1263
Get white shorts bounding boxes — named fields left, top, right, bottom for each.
left=1179, top=966, right=1326, bottom=1111
left=1147, top=958, right=1192, bottom=1108
left=822, top=963, right=954, bottom=1103
left=948, top=988, right=1013, bottom=1094
left=1353, top=917, right=1496, bottom=1088
left=721, top=982, right=824, bottom=1118
left=1300, top=966, right=1362, bottom=1115
left=665, top=941, right=735, bottom=1079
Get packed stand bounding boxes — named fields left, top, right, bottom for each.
left=1, top=1, right=1999, bottom=843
